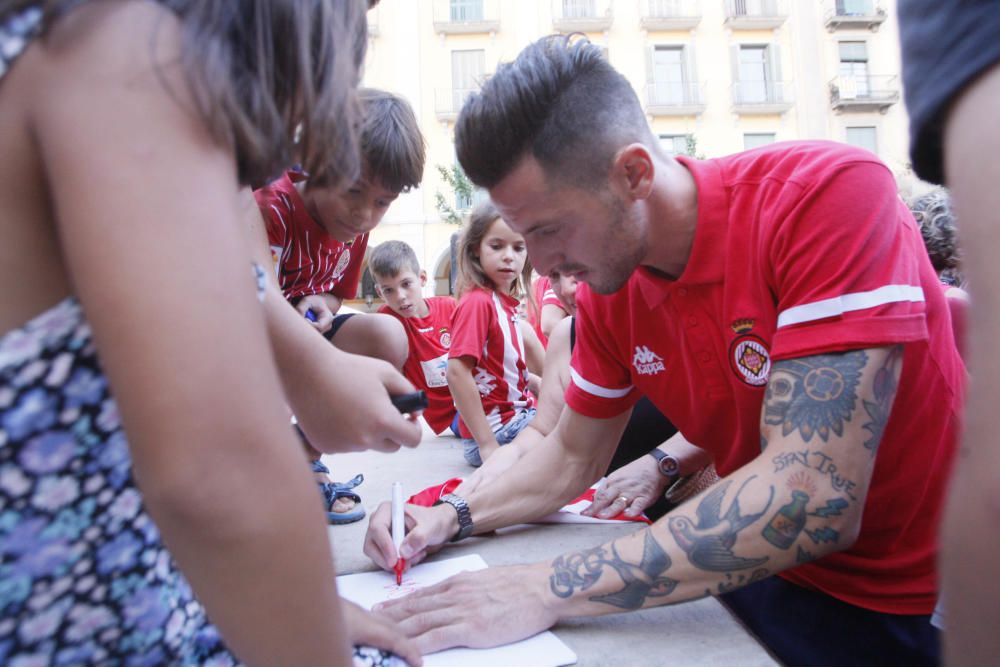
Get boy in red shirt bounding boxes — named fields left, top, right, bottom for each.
left=369, top=240, right=459, bottom=436
left=253, top=88, right=425, bottom=523
left=254, top=88, right=424, bottom=369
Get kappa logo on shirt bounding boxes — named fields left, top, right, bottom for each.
left=632, top=345, right=666, bottom=376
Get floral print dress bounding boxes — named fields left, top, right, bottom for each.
left=0, top=6, right=408, bottom=666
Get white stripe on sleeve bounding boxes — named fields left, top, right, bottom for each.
left=776, top=284, right=925, bottom=329
left=569, top=367, right=633, bottom=399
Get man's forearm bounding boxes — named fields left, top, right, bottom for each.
left=541, top=454, right=861, bottom=619
left=460, top=422, right=613, bottom=534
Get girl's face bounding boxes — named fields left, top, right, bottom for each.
left=477, top=217, right=527, bottom=293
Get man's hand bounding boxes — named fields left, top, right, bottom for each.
left=582, top=454, right=667, bottom=519
left=373, top=564, right=558, bottom=654
left=341, top=599, right=423, bottom=667
left=364, top=502, right=455, bottom=572
left=296, top=294, right=336, bottom=333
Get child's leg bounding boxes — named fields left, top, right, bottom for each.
left=325, top=312, right=408, bottom=370
left=462, top=437, right=484, bottom=467
left=294, top=422, right=363, bottom=519
left=462, top=408, right=537, bottom=467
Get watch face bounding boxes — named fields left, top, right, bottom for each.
left=658, top=455, right=681, bottom=478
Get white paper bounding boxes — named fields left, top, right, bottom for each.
left=337, top=555, right=577, bottom=667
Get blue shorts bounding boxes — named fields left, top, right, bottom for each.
left=461, top=407, right=536, bottom=467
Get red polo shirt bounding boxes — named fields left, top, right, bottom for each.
left=380, top=296, right=458, bottom=434
left=566, top=141, right=963, bottom=615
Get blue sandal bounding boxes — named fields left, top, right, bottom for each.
left=311, top=460, right=366, bottom=525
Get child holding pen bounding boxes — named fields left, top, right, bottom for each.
left=447, top=202, right=541, bottom=466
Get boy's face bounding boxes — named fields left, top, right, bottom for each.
left=375, top=269, right=428, bottom=318
left=306, top=172, right=399, bottom=243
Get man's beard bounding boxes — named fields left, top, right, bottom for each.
left=586, top=195, right=645, bottom=295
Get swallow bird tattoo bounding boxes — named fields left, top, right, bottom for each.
left=589, top=532, right=680, bottom=609
left=668, top=477, right=774, bottom=572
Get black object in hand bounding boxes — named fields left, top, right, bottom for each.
left=390, top=390, right=428, bottom=413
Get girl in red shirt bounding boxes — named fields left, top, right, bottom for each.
left=447, top=203, right=541, bottom=466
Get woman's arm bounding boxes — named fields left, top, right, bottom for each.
left=32, top=4, right=348, bottom=663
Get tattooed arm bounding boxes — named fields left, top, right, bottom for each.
left=374, top=346, right=904, bottom=652
left=543, top=345, right=903, bottom=616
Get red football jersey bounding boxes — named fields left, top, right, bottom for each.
left=380, top=296, right=458, bottom=434
left=566, top=142, right=963, bottom=615
left=254, top=172, right=368, bottom=301
left=449, top=287, right=535, bottom=438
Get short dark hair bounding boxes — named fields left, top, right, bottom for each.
left=369, top=240, right=421, bottom=278
left=11, top=0, right=369, bottom=190
left=455, top=34, right=654, bottom=190
left=359, top=88, right=425, bottom=193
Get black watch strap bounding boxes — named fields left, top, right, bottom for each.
left=434, top=493, right=474, bottom=542
left=648, top=449, right=681, bottom=481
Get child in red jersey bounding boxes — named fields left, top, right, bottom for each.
left=369, top=240, right=460, bottom=436
left=254, top=88, right=424, bottom=370
left=252, top=87, right=425, bottom=523
left=447, top=203, right=542, bottom=466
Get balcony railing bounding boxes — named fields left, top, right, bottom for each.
left=829, top=75, right=899, bottom=112
left=435, top=87, right=478, bottom=121
left=646, top=81, right=706, bottom=116
left=432, top=0, right=501, bottom=35
left=731, top=80, right=793, bottom=114
left=824, top=0, right=887, bottom=31
left=552, top=0, right=613, bottom=32
left=723, top=0, right=788, bottom=30
left=639, top=0, right=701, bottom=31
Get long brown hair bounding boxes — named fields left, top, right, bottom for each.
left=455, top=201, right=534, bottom=312
left=2, top=0, right=369, bottom=189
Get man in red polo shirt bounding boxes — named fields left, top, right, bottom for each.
left=364, top=36, right=962, bottom=665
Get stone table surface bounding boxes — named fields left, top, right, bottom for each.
left=324, top=425, right=779, bottom=667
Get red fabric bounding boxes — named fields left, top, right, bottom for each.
left=408, top=478, right=463, bottom=506
left=254, top=171, right=368, bottom=300
left=379, top=296, right=458, bottom=433
left=566, top=142, right=963, bottom=615
left=449, top=288, right=535, bottom=438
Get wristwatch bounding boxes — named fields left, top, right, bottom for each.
left=648, top=448, right=681, bottom=481
left=434, top=493, right=474, bottom=542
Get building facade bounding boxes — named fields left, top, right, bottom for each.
left=360, top=0, right=912, bottom=300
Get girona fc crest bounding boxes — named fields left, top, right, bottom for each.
left=729, top=334, right=771, bottom=386
left=439, top=328, right=451, bottom=348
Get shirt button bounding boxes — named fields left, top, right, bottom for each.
left=686, top=316, right=698, bottom=327
left=677, top=287, right=688, bottom=297
left=699, top=352, right=712, bottom=363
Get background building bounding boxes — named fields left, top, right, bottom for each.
left=356, top=0, right=913, bottom=304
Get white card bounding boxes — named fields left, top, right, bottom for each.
left=337, top=555, right=577, bottom=667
